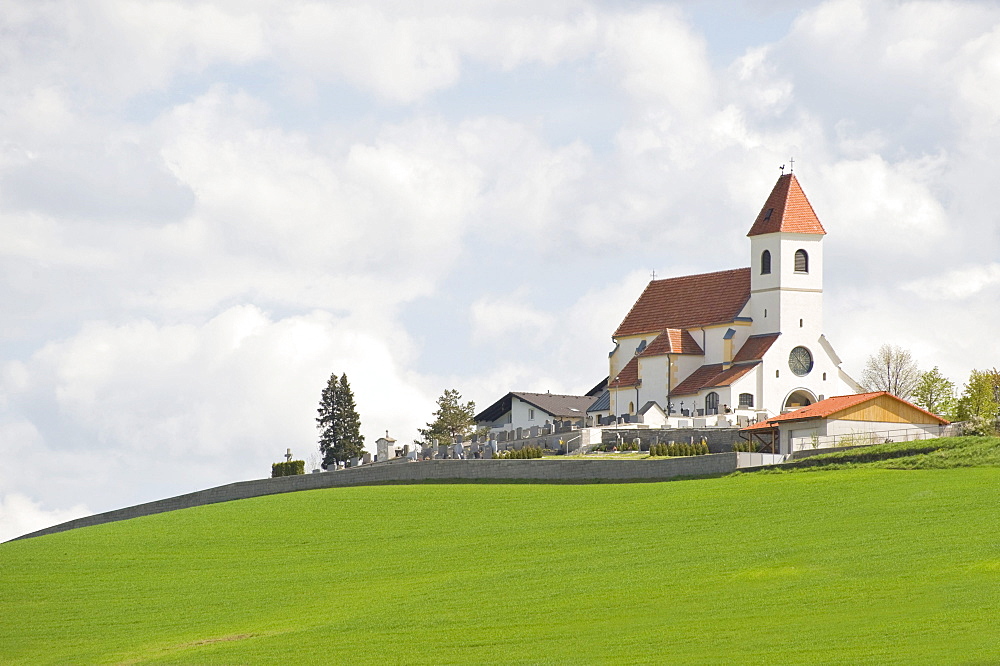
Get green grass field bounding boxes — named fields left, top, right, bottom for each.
left=3, top=438, right=1000, bottom=664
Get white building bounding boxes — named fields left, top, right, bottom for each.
left=742, top=391, right=951, bottom=455
left=476, top=390, right=602, bottom=433
left=605, top=173, right=859, bottom=422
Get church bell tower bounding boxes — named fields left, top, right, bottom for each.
left=746, top=173, right=826, bottom=338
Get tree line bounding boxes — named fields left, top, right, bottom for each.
left=315, top=373, right=477, bottom=467
left=860, top=343, right=999, bottom=434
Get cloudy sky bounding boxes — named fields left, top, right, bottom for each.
left=2, top=0, right=1000, bottom=540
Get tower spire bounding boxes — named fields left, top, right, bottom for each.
left=747, top=173, right=825, bottom=237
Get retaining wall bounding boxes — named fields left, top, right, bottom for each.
left=10, top=454, right=741, bottom=542
left=601, top=428, right=746, bottom=452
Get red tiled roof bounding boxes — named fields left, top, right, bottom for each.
left=746, top=173, right=826, bottom=237
left=732, top=333, right=780, bottom=363
left=741, top=391, right=950, bottom=429
left=671, top=362, right=757, bottom=396
left=609, top=356, right=640, bottom=388
left=640, top=329, right=704, bottom=357
left=614, top=268, right=751, bottom=338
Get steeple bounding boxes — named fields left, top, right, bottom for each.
left=747, top=173, right=826, bottom=237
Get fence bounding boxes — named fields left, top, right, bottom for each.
left=790, top=423, right=961, bottom=452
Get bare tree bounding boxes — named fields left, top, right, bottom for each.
left=860, top=344, right=921, bottom=400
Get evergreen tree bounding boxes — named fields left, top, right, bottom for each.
left=317, top=372, right=340, bottom=464
left=316, top=372, right=365, bottom=466
left=335, top=373, right=365, bottom=462
left=415, top=389, right=476, bottom=448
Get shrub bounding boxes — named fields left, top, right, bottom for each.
left=271, top=460, right=306, bottom=477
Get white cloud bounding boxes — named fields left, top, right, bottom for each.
left=2, top=306, right=434, bottom=514
left=470, top=293, right=556, bottom=347
left=0, top=493, right=90, bottom=543
left=901, top=262, right=1000, bottom=301
left=812, top=155, right=949, bottom=256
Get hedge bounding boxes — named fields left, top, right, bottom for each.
left=272, top=460, right=306, bottom=477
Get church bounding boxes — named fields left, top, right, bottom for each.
left=594, top=172, right=859, bottom=424
left=476, top=171, right=860, bottom=434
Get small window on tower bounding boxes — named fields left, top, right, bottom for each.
left=800, top=319, right=803, bottom=328
left=763, top=208, right=773, bottom=221
left=795, top=249, right=809, bottom=273
left=761, top=250, right=772, bottom=275
left=529, top=409, right=535, bottom=421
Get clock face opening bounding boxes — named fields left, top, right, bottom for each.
left=789, top=346, right=813, bottom=376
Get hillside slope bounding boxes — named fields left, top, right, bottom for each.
left=2, top=441, right=1000, bottom=663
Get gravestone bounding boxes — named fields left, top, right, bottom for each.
left=362, top=452, right=372, bottom=465
left=529, top=425, right=540, bottom=438
left=350, top=456, right=359, bottom=468
left=454, top=442, right=465, bottom=459
left=515, top=427, right=523, bottom=440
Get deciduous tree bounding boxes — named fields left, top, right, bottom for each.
left=415, top=389, right=476, bottom=448
left=956, top=368, right=1000, bottom=434
left=859, top=344, right=920, bottom=400
left=911, top=367, right=956, bottom=419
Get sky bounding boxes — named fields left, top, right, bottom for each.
left=3, top=0, right=1000, bottom=541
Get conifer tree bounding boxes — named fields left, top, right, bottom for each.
left=317, top=372, right=365, bottom=467
left=415, top=388, right=476, bottom=448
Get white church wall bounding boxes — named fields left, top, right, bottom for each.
left=778, top=233, right=824, bottom=292
left=758, top=328, right=856, bottom=414
left=608, top=386, right=641, bottom=416
left=637, top=355, right=668, bottom=412
left=609, top=334, right=651, bottom=381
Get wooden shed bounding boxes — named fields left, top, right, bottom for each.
left=741, top=391, right=950, bottom=455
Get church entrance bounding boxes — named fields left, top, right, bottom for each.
left=783, top=389, right=816, bottom=412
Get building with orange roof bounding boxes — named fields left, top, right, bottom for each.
left=741, top=391, right=951, bottom=454
left=605, top=172, right=861, bottom=422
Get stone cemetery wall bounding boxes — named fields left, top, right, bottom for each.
left=12, top=454, right=742, bottom=542
left=601, top=427, right=746, bottom=453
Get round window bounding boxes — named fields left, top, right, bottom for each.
left=788, top=346, right=813, bottom=376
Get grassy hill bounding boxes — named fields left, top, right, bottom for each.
left=3, top=437, right=1000, bottom=664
